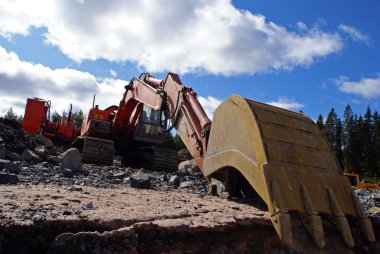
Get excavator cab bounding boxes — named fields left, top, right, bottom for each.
left=133, top=104, right=166, bottom=144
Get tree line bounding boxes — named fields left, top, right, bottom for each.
left=316, top=105, right=380, bottom=177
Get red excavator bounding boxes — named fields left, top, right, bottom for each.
left=72, top=72, right=375, bottom=249
left=22, top=97, right=78, bottom=143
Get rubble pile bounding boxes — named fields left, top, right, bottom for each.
left=355, top=188, right=380, bottom=217
left=0, top=118, right=31, bottom=155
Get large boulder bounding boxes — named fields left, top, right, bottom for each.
left=0, top=159, right=21, bottom=174
left=0, top=136, right=5, bottom=159
left=60, top=148, right=82, bottom=172
left=21, top=149, right=43, bottom=163
left=31, top=134, right=54, bottom=149
left=178, top=159, right=201, bottom=175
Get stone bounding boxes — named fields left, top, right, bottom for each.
left=62, top=168, right=74, bottom=178
left=41, top=161, right=50, bottom=168
left=34, top=146, right=50, bottom=159
left=21, top=149, right=43, bottom=163
left=32, top=214, right=46, bottom=223
left=60, top=148, right=82, bottom=172
left=5, top=150, right=21, bottom=161
left=0, top=136, right=5, bottom=159
left=113, top=172, right=128, bottom=179
left=0, top=159, right=21, bottom=174
left=168, top=175, right=181, bottom=187
left=178, top=159, right=201, bottom=175
left=85, top=202, right=94, bottom=210
left=47, top=155, right=62, bottom=164
left=130, top=172, right=151, bottom=189
left=68, top=185, right=82, bottom=191
left=62, top=210, right=72, bottom=216
left=31, top=134, right=54, bottom=149
left=0, top=172, right=20, bottom=184
left=179, top=181, right=193, bottom=189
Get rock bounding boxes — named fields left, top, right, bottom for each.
left=62, top=210, right=72, bottom=216
left=130, top=172, right=151, bottom=189
left=32, top=214, right=46, bottom=223
left=209, top=178, right=229, bottom=198
left=62, top=168, right=74, bottom=178
left=5, top=150, right=21, bottom=161
left=60, top=148, right=82, bottom=172
left=0, top=136, right=5, bottom=159
left=178, top=148, right=192, bottom=161
left=47, top=155, right=62, bottom=164
left=21, top=149, right=42, bottom=163
left=85, top=202, right=94, bottom=210
left=114, top=172, right=128, bottom=179
left=168, top=175, right=181, bottom=187
left=178, top=159, right=201, bottom=175
left=41, top=161, right=50, bottom=168
left=31, top=134, right=54, bottom=149
left=34, top=146, right=50, bottom=159
left=179, top=181, right=193, bottom=189
left=68, top=185, right=82, bottom=191
left=0, top=159, right=21, bottom=174
left=0, top=172, right=20, bottom=184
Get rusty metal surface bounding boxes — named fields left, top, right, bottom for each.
left=203, top=94, right=375, bottom=248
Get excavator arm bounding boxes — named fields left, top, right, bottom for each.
left=112, top=73, right=211, bottom=169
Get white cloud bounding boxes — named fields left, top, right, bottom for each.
left=0, top=0, right=343, bottom=76
left=110, top=69, right=117, bottom=78
left=338, top=24, right=370, bottom=45
left=336, top=75, right=380, bottom=99
left=267, top=97, right=304, bottom=111
left=0, top=46, right=127, bottom=116
left=198, top=96, right=223, bottom=119
left=296, top=21, right=307, bottom=31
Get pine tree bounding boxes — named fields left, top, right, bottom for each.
left=325, top=108, right=343, bottom=166
left=74, top=110, right=84, bottom=127
left=354, top=115, right=365, bottom=175
left=362, top=106, right=376, bottom=176
left=373, top=111, right=380, bottom=176
left=316, top=114, right=325, bottom=130
left=342, top=105, right=354, bottom=172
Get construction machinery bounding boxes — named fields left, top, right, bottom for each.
left=75, top=72, right=375, bottom=248
left=22, top=97, right=78, bottom=143
left=344, top=173, right=380, bottom=190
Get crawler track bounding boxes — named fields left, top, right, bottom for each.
left=81, top=137, right=114, bottom=165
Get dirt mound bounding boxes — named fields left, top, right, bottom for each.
left=0, top=118, right=31, bottom=154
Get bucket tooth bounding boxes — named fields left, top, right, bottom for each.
left=271, top=213, right=293, bottom=245
left=350, top=192, right=376, bottom=242
left=301, top=185, right=325, bottom=248
left=327, top=188, right=355, bottom=248
left=270, top=181, right=293, bottom=245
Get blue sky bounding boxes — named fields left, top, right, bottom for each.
left=0, top=0, right=379, bottom=121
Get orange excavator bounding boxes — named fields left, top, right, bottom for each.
left=22, top=98, right=78, bottom=143
left=73, top=72, right=375, bottom=249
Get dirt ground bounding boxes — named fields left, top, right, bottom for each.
left=1, top=183, right=380, bottom=254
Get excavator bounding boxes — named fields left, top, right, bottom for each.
left=75, top=72, right=375, bottom=249
left=22, top=97, right=78, bottom=143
